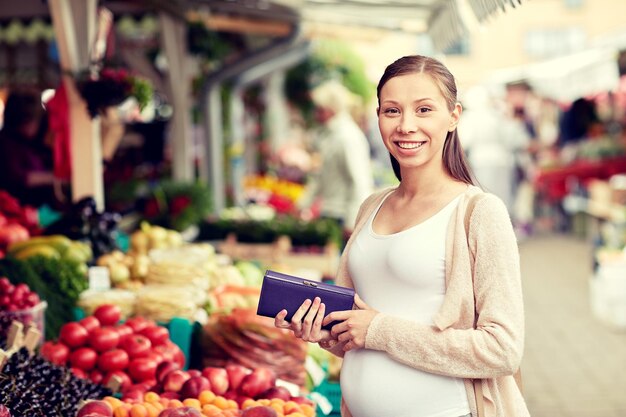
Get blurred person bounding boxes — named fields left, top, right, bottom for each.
left=275, top=55, right=527, bottom=417
left=558, top=97, right=602, bottom=145
left=458, top=86, right=530, bottom=214
left=0, top=88, right=57, bottom=207
left=297, top=80, right=374, bottom=232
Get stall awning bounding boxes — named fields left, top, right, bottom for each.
left=488, top=47, right=621, bottom=103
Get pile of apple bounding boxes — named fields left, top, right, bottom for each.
left=122, top=361, right=313, bottom=410
left=40, top=304, right=185, bottom=394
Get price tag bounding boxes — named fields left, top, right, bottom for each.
left=88, top=266, right=111, bottom=291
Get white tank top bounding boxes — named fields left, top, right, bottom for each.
left=341, top=194, right=470, bottom=417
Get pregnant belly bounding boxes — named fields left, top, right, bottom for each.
left=341, top=350, right=469, bottom=417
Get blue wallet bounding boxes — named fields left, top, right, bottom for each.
left=256, top=269, right=355, bottom=330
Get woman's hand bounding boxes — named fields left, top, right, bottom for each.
left=323, top=294, right=378, bottom=352
left=274, top=297, right=333, bottom=343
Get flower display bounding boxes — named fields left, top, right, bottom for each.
left=76, top=67, right=153, bottom=118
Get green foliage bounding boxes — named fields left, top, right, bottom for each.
left=285, top=39, right=374, bottom=125
left=143, top=180, right=213, bottom=232
left=129, top=75, right=154, bottom=111
left=197, top=216, right=342, bottom=248
left=0, top=256, right=88, bottom=340
left=187, top=22, right=235, bottom=61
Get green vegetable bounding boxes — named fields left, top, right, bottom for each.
left=0, top=256, right=88, bottom=340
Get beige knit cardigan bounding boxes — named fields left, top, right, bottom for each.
left=328, top=185, right=530, bottom=417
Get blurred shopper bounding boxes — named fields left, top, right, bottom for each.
left=298, top=80, right=374, bottom=232
left=0, top=88, right=57, bottom=207
left=558, top=97, right=601, bottom=145
left=458, top=86, right=530, bottom=214
left=275, top=55, right=528, bottom=417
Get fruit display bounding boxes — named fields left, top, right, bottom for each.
left=0, top=190, right=40, bottom=257
left=0, top=277, right=46, bottom=340
left=0, top=255, right=89, bottom=339
left=130, top=222, right=184, bottom=255
left=40, top=304, right=186, bottom=395
left=0, top=347, right=112, bottom=416
left=99, top=362, right=316, bottom=416
left=7, top=234, right=93, bottom=265
left=201, top=309, right=308, bottom=387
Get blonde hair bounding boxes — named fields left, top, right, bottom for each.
left=311, top=80, right=354, bottom=114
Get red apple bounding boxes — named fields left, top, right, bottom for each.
left=257, top=386, right=291, bottom=401
left=180, top=376, right=211, bottom=399
left=239, top=368, right=276, bottom=398
left=240, top=406, right=278, bottom=417
left=162, top=369, right=190, bottom=392
left=160, top=391, right=181, bottom=400
left=122, top=388, right=145, bottom=403
left=202, top=367, right=229, bottom=395
left=186, top=369, right=202, bottom=378
left=156, top=360, right=181, bottom=383
left=157, top=407, right=202, bottom=417
left=76, top=400, right=113, bottom=417
left=225, top=364, right=251, bottom=392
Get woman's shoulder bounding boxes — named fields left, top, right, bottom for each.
left=466, top=186, right=512, bottom=223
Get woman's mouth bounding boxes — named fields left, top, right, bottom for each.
left=396, top=141, right=425, bottom=149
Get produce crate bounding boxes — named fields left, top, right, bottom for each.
left=314, top=379, right=342, bottom=416
left=217, top=234, right=340, bottom=277
left=0, top=301, right=47, bottom=346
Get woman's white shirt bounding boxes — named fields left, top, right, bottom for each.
left=341, top=193, right=471, bottom=417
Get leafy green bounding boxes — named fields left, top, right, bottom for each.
left=0, top=256, right=88, bottom=340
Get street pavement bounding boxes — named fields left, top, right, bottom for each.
left=520, top=234, right=626, bottom=417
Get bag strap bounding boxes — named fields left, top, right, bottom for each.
left=465, top=193, right=523, bottom=417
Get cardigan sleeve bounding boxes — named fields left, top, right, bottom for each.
left=364, top=194, right=524, bottom=378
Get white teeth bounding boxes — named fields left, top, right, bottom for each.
left=397, top=142, right=424, bottom=149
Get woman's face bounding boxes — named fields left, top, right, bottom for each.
left=378, top=72, right=460, bottom=175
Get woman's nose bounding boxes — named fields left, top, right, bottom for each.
left=397, top=114, right=417, bottom=134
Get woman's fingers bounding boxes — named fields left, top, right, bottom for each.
left=301, top=297, right=322, bottom=341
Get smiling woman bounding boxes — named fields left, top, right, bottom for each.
left=273, top=55, right=529, bottom=417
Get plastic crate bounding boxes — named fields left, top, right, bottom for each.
left=314, top=379, right=341, bottom=416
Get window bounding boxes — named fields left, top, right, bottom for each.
left=443, top=37, right=471, bottom=56
left=524, top=28, right=586, bottom=58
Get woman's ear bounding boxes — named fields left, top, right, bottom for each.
left=449, top=102, right=462, bottom=132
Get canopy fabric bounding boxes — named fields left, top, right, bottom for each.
left=0, top=0, right=526, bottom=51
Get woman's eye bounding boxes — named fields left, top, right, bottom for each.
left=417, top=107, right=431, bottom=113
left=383, top=108, right=399, bottom=114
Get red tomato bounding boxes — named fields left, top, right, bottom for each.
left=103, top=370, right=132, bottom=392
left=120, top=334, right=151, bottom=358
left=59, top=322, right=89, bottom=348
left=40, top=341, right=70, bottom=366
left=71, top=367, right=87, bottom=379
left=0, top=223, right=29, bottom=246
left=155, top=341, right=185, bottom=368
left=124, top=316, right=156, bottom=333
left=69, top=347, right=98, bottom=371
left=115, top=324, right=133, bottom=338
left=140, top=325, right=170, bottom=347
left=143, top=349, right=164, bottom=365
left=97, top=348, right=129, bottom=372
left=78, top=316, right=100, bottom=333
left=89, top=369, right=104, bottom=384
left=88, top=327, right=120, bottom=352
left=128, top=357, right=158, bottom=382
left=93, top=304, right=122, bottom=326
